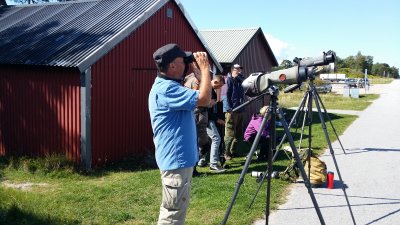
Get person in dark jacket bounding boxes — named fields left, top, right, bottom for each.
left=222, top=64, right=246, bottom=160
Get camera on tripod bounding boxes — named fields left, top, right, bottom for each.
left=242, top=51, right=336, bottom=97
left=222, top=50, right=357, bottom=225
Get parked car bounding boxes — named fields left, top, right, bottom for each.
left=345, top=78, right=358, bottom=88
left=357, top=78, right=370, bottom=88
left=315, top=81, right=332, bottom=93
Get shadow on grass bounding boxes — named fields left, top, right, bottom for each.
left=208, top=146, right=292, bottom=177
left=0, top=204, right=79, bottom=225
left=284, top=109, right=345, bottom=125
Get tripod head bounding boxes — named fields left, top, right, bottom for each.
left=242, top=51, right=336, bottom=97
left=232, top=84, right=280, bottom=113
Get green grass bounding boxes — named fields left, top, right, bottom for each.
left=279, top=91, right=379, bottom=110
left=1, top=89, right=381, bottom=225
left=369, top=77, right=394, bottom=84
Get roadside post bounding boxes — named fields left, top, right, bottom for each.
left=365, top=69, right=368, bottom=93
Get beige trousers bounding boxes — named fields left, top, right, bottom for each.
left=158, top=167, right=193, bottom=225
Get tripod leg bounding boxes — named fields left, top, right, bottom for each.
left=248, top=161, right=269, bottom=209
left=315, top=90, right=347, bottom=154
left=272, top=90, right=309, bottom=162
left=277, top=107, right=326, bottom=225
left=221, top=109, right=272, bottom=225
left=249, top=93, right=310, bottom=210
left=298, top=94, right=309, bottom=149
left=311, top=86, right=357, bottom=225
left=265, top=101, right=276, bottom=225
left=253, top=92, right=311, bottom=211
left=306, top=89, right=314, bottom=180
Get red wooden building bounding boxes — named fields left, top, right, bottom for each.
left=0, top=0, right=221, bottom=169
left=201, top=28, right=278, bottom=123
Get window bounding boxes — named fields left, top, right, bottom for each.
left=167, top=8, right=173, bottom=18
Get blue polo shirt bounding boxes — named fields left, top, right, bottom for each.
left=148, top=76, right=199, bottom=171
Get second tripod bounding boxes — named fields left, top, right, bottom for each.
left=221, top=85, right=325, bottom=225
left=250, top=79, right=357, bottom=225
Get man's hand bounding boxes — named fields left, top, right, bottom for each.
left=193, top=52, right=209, bottom=72
left=194, top=52, right=211, bottom=107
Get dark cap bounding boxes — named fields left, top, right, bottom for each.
left=232, top=64, right=243, bottom=69
left=153, top=43, right=192, bottom=68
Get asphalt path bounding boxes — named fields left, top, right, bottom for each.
left=254, top=79, right=400, bottom=225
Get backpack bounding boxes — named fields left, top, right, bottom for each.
left=279, top=148, right=308, bottom=182
left=304, top=156, right=327, bottom=187
left=279, top=147, right=327, bottom=186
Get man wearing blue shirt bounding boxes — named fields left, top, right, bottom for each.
left=149, top=43, right=211, bottom=225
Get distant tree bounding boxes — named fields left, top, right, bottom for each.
left=0, top=0, right=7, bottom=5
left=364, top=55, right=373, bottom=74
left=337, top=52, right=373, bottom=76
left=371, top=63, right=399, bottom=78
left=372, top=63, right=390, bottom=76
left=354, top=51, right=365, bottom=72
left=280, top=59, right=293, bottom=69
left=272, top=59, right=294, bottom=72
left=391, top=66, right=399, bottom=78
left=334, top=56, right=345, bottom=69
left=342, top=55, right=355, bottom=70
left=351, top=51, right=373, bottom=74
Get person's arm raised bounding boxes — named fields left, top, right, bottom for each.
left=194, top=52, right=211, bottom=107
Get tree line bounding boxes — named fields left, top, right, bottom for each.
left=277, top=51, right=399, bottom=78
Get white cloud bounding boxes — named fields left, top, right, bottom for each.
left=264, top=33, right=292, bottom=64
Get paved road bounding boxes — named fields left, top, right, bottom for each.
left=254, top=79, right=400, bottom=225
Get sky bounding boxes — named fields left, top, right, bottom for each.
left=179, top=0, right=400, bottom=70
left=4, top=0, right=399, bottom=70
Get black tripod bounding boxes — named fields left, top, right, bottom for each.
left=301, top=78, right=356, bottom=224
left=250, top=79, right=357, bottom=225
left=221, top=86, right=325, bottom=225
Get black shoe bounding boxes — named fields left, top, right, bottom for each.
left=193, top=167, right=200, bottom=177
left=209, top=165, right=226, bottom=173
left=231, top=152, right=239, bottom=157
left=197, top=158, right=207, bottom=167
left=256, top=155, right=267, bottom=162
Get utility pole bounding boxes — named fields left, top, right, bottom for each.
left=364, top=69, right=368, bottom=93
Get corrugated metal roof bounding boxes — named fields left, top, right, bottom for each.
left=0, top=0, right=164, bottom=71
left=0, top=0, right=222, bottom=72
left=199, top=28, right=260, bottom=63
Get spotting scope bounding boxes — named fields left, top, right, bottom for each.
left=242, top=50, right=336, bottom=97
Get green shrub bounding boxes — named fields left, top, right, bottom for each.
left=2, top=154, right=77, bottom=176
